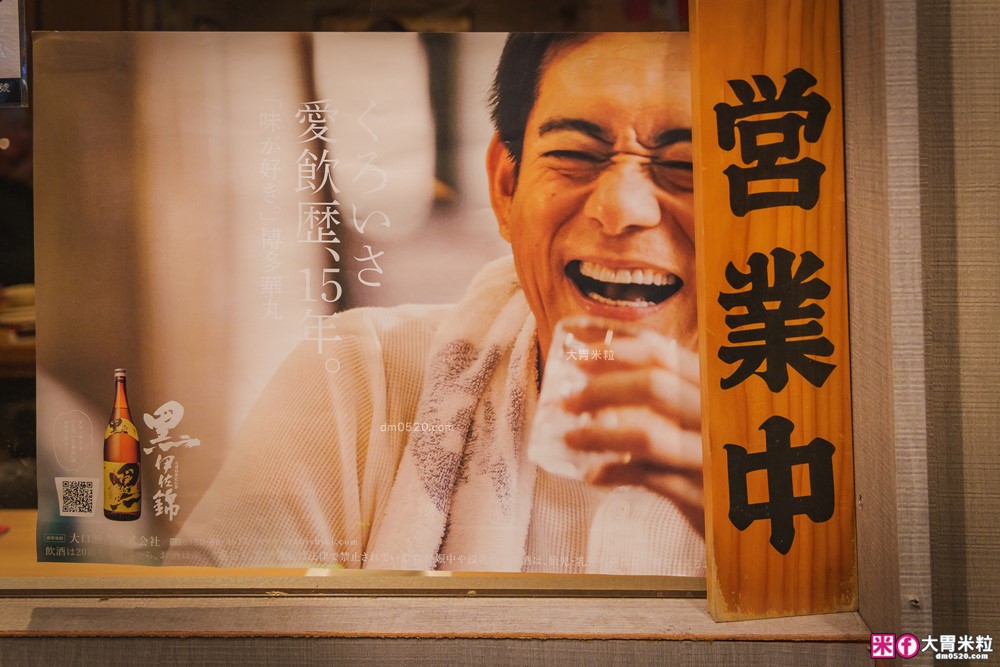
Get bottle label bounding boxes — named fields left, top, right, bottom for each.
left=105, top=417, right=139, bottom=441
left=104, top=461, right=141, bottom=516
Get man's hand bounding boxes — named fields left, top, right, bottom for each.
left=561, top=332, right=704, bottom=536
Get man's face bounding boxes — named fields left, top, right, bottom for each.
left=488, top=33, right=695, bottom=365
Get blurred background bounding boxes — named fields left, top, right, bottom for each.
left=0, top=0, right=689, bottom=509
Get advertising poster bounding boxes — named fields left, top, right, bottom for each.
left=34, top=31, right=709, bottom=577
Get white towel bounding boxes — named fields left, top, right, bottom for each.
left=366, top=255, right=539, bottom=571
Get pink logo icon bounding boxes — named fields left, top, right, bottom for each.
left=896, top=634, right=920, bottom=659
left=871, top=633, right=896, bottom=659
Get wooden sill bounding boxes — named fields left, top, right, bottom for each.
left=0, top=510, right=869, bottom=640
left=0, top=596, right=870, bottom=640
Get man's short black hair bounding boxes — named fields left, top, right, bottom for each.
left=489, top=33, right=590, bottom=171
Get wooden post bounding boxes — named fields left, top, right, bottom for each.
left=691, top=0, right=857, bottom=620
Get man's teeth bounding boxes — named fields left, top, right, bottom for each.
left=587, top=291, right=655, bottom=307
left=578, top=260, right=677, bottom=286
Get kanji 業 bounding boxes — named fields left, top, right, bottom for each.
left=718, top=247, right=835, bottom=391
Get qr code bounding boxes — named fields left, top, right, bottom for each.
left=55, top=477, right=97, bottom=517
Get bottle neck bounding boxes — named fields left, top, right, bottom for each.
left=112, top=376, right=131, bottom=417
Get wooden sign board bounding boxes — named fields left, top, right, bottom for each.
left=691, top=0, right=857, bottom=620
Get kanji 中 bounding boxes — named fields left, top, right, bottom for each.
left=725, top=415, right=836, bottom=554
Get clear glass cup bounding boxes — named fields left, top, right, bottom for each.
left=527, top=315, right=644, bottom=480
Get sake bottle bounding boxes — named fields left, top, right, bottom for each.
left=104, top=368, right=141, bottom=520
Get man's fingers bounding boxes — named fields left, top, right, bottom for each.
left=604, top=333, right=700, bottom=385
left=564, top=414, right=703, bottom=474
left=563, top=369, right=701, bottom=430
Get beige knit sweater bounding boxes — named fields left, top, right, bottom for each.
left=167, top=262, right=705, bottom=577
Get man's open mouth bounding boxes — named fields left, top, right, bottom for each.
left=565, top=260, right=682, bottom=307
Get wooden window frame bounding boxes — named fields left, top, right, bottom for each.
left=0, top=0, right=933, bottom=660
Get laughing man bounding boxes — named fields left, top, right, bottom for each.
left=171, top=32, right=704, bottom=576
